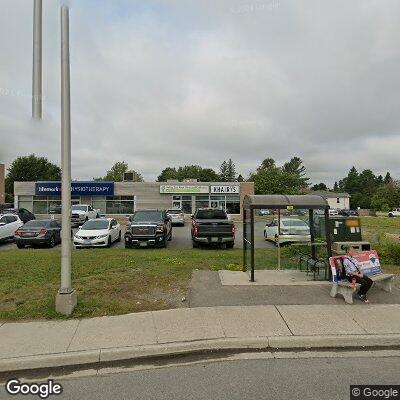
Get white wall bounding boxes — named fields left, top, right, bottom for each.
left=327, top=197, right=350, bottom=210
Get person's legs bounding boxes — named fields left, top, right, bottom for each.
left=347, top=275, right=373, bottom=297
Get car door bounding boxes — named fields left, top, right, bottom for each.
left=6, top=216, right=21, bottom=238
left=50, top=220, right=62, bottom=243
left=0, top=216, right=9, bottom=240
left=110, top=220, right=117, bottom=241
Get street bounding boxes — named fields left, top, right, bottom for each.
left=1, top=352, right=399, bottom=400
left=0, top=221, right=275, bottom=250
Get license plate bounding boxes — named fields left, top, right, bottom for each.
left=211, top=237, right=219, bottom=242
left=139, top=242, right=147, bottom=247
left=84, top=240, right=92, bottom=245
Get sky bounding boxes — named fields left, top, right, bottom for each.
left=1, top=0, right=400, bottom=185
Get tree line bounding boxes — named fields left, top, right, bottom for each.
left=3, top=154, right=399, bottom=211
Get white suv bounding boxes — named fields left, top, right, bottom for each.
left=388, top=208, right=400, bottom=217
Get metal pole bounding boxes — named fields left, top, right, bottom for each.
left=32, top=0, right=42, bottom=118
left=243, top=208, right=246, bottom=272
left=60, top=5, right=72, bottom=292
left=56, top=6, right=76, bottom=315
left=277, top=209, right=281, bottom=270
left=250, top=208, right=255, bottom=282
left=309, top=209, right=316, bottom=259
left=324, top=208, right=333, bottom=280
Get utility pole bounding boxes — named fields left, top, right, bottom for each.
left=32, top=0, right=42, bottom=118
left=56, top=5, right=77, bottom=315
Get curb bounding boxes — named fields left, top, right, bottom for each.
left=1, top=334, right=400, bottom=373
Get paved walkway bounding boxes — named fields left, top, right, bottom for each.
left=1, top=304, right=400, bottom=373
left=189, top=271, right=400, bottom=307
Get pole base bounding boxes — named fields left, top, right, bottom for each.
left=56, top=289, right=77, bottom=315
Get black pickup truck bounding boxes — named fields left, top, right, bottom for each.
left=125, top=209, right=172, bottom=248
left=191, top=208, right=235, bottom=248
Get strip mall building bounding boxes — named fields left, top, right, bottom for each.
left=14, top=181, right=254, bottom=219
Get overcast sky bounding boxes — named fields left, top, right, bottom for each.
left=1, top=0, right=399, bottom=185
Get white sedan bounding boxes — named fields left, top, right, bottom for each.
left=264, top=217, right=310, bottom=245
left=74, top=218, right=121, bottom=248
left=0, top=214, right=24, bottom=242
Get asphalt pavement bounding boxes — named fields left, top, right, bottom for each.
left=2, top=354, right=399, bottom=399
left=0, top=221, right=274, bottom=250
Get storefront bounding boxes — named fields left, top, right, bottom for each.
left=14, top=181, right=254, bottom=219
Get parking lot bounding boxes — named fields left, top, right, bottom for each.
left=0, top=221, right=275, bottom=250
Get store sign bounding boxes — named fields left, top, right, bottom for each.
left=35, top=182, right=114, bottom=196
left=160, top=185, right=209, bottom=194
left=210, top=185, right=240, bottom=194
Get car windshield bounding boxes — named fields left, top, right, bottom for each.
left=282, top=219, right=308, bottom=227
left=72, top=205, right=87, bottom=211
left=132, top=211, right=163, bottom=222
left=195, top=209, right=227, bottom=219
left=24, top=220, right=52, bottom=228
left=2, top=209, right=16, bottom=214
left=81, top=220, right=109, bottom=230
left=167, top=209, right=182, bottom=214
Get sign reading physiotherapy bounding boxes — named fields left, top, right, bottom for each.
left=35, top=182, right=114, bottom=196
left=210, top=185, right=240, bottom=194
left=159, top=185, right=209, bottom=194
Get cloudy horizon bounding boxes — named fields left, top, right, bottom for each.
left=1, top=0, right=400, bottom=185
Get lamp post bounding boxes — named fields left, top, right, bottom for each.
left=32, top=0, right=42, bottom=118
left=56, top=5, right=77, bottom=315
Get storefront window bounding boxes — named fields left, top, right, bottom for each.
left=18, top=196, right=33, bottom=212
left=93, top=196, right=135, bottom=215
left=172, top=195, right=192, bottom=213
left=195, top=196, right=210, bottom=210
left=30, top=196, right=81, bottom=214
left=226, top=195, right=240, bottom=214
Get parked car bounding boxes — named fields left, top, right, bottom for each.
left=191, top=208, right=235, bottom=248
left=74, top=218, right=121, bottom=248
left=71, top=204, right=100, bottom=225
left=339, top=209, right=359, bottom=217
left=166, top=209, right=185, bottom=226
left=328, top=209, right=339, bottom=216
left=0, top=214, right=24, bottom=242
left=125, top=210, right=172, bottom=248
left=1, top=208, right=35, bottom=224
left=388, top=208, right=400, bottom=217
left=258, top=209, right=271, bottom=216
left=14, top=219, right=62, bottom=248
left=264, top=217, right=310, bottom=245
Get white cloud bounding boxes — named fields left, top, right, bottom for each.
left=1, top=0, right=399, bottom=185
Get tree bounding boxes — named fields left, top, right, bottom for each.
left=157, top=165, right=219, bottom=182
left=219, top=159, right=236, bottom=181
left=6, top=154, right=61, bottom=194
left=237, top=174, right=244, bottom=182
left=311, top=183, right=328, bottom=191
left=333, top=181, right=339, bottom=191
left=96, top=161, right=143, bottom=182
left=371, top=181, right=400, bottom=211
left=249, top=157, right=310, bottom=195
left=384, top=172, right=393, bottom=185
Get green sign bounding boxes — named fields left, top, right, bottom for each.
left=160, top=185, right=209, bottom=194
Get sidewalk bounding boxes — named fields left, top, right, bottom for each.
left=1, top=304, right=400, bottom=373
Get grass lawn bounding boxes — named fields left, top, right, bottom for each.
left=0, top=216, right=398, bottom=321
left=0, top=247, right=300, bottom=321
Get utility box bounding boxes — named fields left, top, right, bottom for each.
left=315, top=216, right=362, bottom=242
left=332, top=241, right=371, bottom=255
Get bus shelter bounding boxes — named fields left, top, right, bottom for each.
left=242, top=194, right=332, bottom=282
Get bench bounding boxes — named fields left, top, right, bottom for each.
left=299, top=254, right=328, bottom=280
left=329, top=252, right=394, bottom=304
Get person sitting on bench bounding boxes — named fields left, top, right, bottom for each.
left=342, top=246, right=373, bottom=303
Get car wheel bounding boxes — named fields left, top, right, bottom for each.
left=168, top=230, right=172, bottom=241
left=389, top=213, right=393, bottom=218
left=96, top=213, right=100, bottom=218
left=16, top=243, right=25, bottom=249
left=226, top=242, right=234, bottom=249
left=49, top=236, right=56, bottom=248
left=106, top=236, right=111, bottom=248
left=264, top=232, right=268, bottom=241
left=117, top=231, right=121, bottom=242
left=125, top=242, right=132, bottom=249
left=85, top=217, right=89, bottom=222
left=192, top=240, right=199, bottom=248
